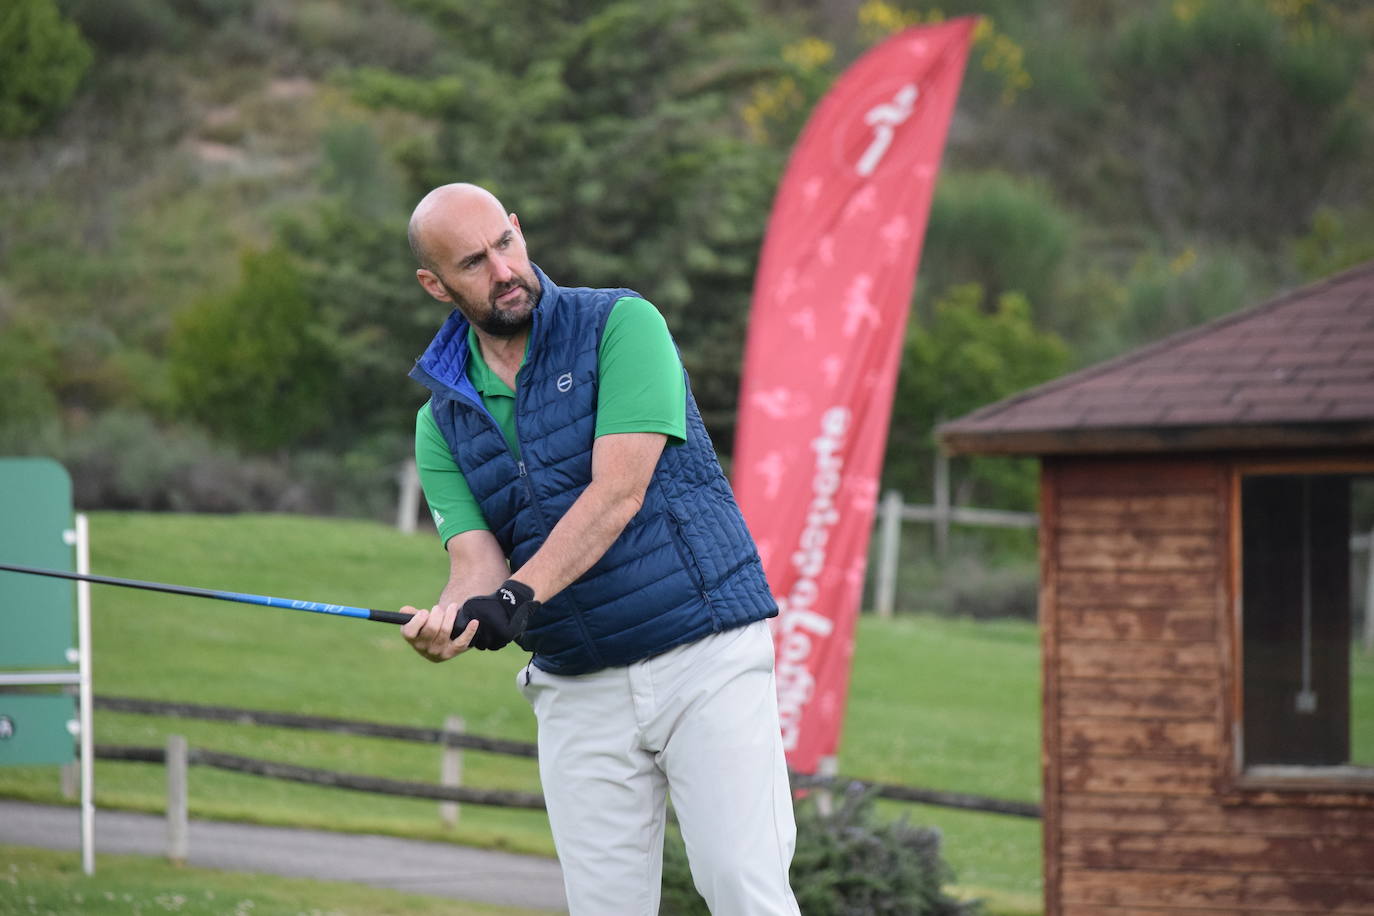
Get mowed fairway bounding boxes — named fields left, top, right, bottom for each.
left=843, top=614, right=1042, bottom=913
left=0, top=512, right=1043, bottom=911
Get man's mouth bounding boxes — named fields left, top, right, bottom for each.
left=494, top=284, right=525, bottom=305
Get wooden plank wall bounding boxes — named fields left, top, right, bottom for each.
left=1044, top=456, right=1374, bottom=915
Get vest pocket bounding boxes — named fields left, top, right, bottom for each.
left=665, top=510, right=709, bottom=598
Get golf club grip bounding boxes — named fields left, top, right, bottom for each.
left=369, top=609, right=414, bottom=625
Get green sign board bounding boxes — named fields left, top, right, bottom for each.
left=0, top=458, right=75, bottom=668
left=0, top=694, right=76, bottom=765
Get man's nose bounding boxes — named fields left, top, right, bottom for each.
left=489, top=253, right=514, bottom=283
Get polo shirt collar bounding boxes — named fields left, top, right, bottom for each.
left=465, top=325, right=517, bottom=398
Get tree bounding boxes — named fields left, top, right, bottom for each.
left=1103, top=0, right=1368, bottom=245
left=0, top=314, right=61, bottom=452
left=0, top=0, right=92, bottom=137
left=351, top=0, right=813, bottom=448
left=274, top=120, right=432, bottom=449
left=169, top=247, right=335, bottom=452
left=918, top=170, right=1073, bottom=323
left=885, top=283, right=1069, bottom=509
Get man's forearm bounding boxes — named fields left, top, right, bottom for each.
left=511, top=479, right=642, bottom=601
left=439, top=529, right=514, bottom=611
left=511, top=431, right=665, bottom=602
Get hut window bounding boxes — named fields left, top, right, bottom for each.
left=1240, top=472, right=1374, bottom=772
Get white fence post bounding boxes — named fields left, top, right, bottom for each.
left=813, top=755, right=839, bottom=817
left=440, top=715, right=465, bottom=828
left=166, top=734, right=188, bottom=864
left=396, top=459, right=420, bottom=534
left=876, top=490, right=902, bottom=619
left=933, top=452, right=951, bottom=562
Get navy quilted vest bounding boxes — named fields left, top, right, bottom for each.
left=409, top=265, right=776, bottom=675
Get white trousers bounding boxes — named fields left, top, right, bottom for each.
left=518, top=620, right=801, bottom=916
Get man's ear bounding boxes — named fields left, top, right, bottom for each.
left=416, top=268, right=451, bottom=303
left=510, top=212, right=522, bottom=234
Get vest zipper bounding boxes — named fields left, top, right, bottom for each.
left=517, top=460, right=527, bottom=478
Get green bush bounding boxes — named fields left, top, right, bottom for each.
left=946, top=559, right=1039, bottom=621
left=58, top=410, right=301, bottom=512
left=275, top=197, right=429, bottom=448
left=1116, top=244, right=1258, bottom=345
left=886, top=284, right=1068, bottom=509
left=662, top=789, right=980, bottom=915
left=872, top=540, right=1039, bottom=619
left=52, top=411, right=410, bottom=517
left=289, top=434, right=414, bottom=521
left=0, top=0, right=92, bottom=137
left=1292, top=206, right=1374, bottom=281
left=169, top=246, right=336, bottom=453
left=919, top=170, right=1073, bottom=322
left=0, top=315, right=62, bottom=449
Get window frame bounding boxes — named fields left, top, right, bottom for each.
left=1227, top=455, right=1374, bottom=796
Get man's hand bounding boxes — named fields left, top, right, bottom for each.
left=401, top=602, right=479, bottom=663
left=460, top=579, right=541, bottom=651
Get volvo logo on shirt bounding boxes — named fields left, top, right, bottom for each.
left=556, top=372, right=573, bottom=393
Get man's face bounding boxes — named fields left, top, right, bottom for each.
left=420, top=206, right=540, bottom=338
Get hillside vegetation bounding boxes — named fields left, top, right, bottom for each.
left=3, top=0, right=1372, bottom=518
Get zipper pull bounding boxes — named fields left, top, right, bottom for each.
left=517, top=460, right=527, bottom=478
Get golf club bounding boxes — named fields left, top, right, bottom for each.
left=0, top=562, right=414, bottom=627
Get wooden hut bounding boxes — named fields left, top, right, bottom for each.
left=937, top=261, right=1374, bottom=914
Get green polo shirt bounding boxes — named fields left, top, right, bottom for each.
left=415, top=296, right=687, bottom=546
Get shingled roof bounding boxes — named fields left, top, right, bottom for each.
left=937, top=259, right=1374, bottom=456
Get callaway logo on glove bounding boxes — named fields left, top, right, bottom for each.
left=454, top=579, right=540, bottom=650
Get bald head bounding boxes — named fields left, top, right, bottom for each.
left=407, top=183, right=510, bottom=273
left=409, top=182, right=540, bottom=337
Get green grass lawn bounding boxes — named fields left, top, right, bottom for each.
left=844, top=614, right=1042, bottom=914
left=0, top=512, right=1043, bottom=912
left=0, top=845, right=543, bottom=916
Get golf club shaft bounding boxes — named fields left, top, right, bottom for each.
left=0, top=562, right=413, bottom=626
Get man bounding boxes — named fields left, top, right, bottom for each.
left=399, top=183, right=801, bottom=915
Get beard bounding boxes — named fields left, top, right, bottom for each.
left=441, top=271, right=540, bottom=338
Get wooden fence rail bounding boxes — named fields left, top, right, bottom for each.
left=95, top=743, right=547, bottom=809
left=792, top=772, right=1041, bottom=819
left=94, top=694, right=1040, bottom=819
left=93, top=741, right=1039, bottom=819
left=94, top=694, right=538, bottom=758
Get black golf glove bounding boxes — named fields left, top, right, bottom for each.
left=455, top=579, right=540, bottom=650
